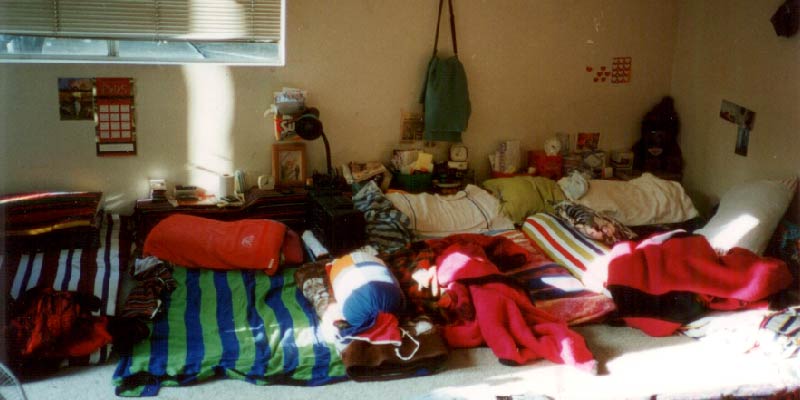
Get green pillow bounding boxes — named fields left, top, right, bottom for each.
left=482, top=176, right=565, bottom=224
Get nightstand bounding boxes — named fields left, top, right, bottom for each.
left=133, top=188, right=309, bottom=246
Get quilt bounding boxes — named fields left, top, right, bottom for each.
left=113, top=266, right=346, bottom=397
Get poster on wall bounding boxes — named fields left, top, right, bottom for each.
left=94, top=77, right=136, bottom=156
left=719, top=99, right=756, bottom=157
left=58, top=78, right=94, bottom=120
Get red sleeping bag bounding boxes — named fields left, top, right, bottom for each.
left=143, top=214, right=303, bottom=274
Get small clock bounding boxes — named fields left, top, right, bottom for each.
left=544, top=137, right=562, bottom=156
left=449, top=144, right=469, bottom=162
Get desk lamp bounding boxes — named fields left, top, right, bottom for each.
left=294, top=107, right=333, bottom=185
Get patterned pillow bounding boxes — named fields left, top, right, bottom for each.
left=294, top=260, right=336, bottom=320
left=554, top=201, right=637, bottom=246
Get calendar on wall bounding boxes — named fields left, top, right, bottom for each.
left=94, top=77, right=136, bottom=156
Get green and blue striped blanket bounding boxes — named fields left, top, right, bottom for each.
left=113, top=266, right=346, bottom=396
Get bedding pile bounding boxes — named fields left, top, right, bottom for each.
left=112, top=215, right=345, bottom=396
left=5, top=175, right=798, bottom=398
left=2, top=211, right=132, bottom=374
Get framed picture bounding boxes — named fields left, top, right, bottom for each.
left=272, top=142, right=306, bottom=187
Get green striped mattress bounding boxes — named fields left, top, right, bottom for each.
left=113, top=266, right=346, bottom=396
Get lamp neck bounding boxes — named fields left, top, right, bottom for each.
left=321, top=132, right=332, bottom=176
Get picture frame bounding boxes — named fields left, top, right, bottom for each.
left=272, top=142, right=306, bottom=188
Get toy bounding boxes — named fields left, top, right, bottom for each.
left=632, top=96, right=683, bottom=175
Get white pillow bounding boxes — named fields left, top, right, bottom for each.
left=575, top=173, right=699, bottom=226
left=695, top=178, right=797, bottom=255
left=386, top=184, right=514, bottom=237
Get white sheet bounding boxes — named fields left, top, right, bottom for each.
left=576, top=173, right=699, bottom=226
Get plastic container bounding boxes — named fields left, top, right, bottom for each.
left=396, top=172, right=432, bottom=193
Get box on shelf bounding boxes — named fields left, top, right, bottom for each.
left=530, top=150, right=563, bottom=180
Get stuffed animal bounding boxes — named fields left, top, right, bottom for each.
left=632, top=96, right=683, bottom=175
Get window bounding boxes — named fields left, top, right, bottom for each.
left=0, top=0, right=283, bottom=65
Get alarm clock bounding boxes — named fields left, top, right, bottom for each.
left=544, top=137, right=562, bottom=156
left=449, top=144, right=468, bottom=162
left=448, top=144, right=469, bottom=170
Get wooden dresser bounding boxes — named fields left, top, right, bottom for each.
left=133, top=189, right=309, bottom=246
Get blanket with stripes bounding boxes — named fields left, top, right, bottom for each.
left=113, top=266, right=346, bottom=397
left=1, top=213, right=131, bottom=365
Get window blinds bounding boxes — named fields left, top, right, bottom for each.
left=0, top=0, right=282, bottom=42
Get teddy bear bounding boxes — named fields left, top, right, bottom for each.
left=632, top=96, right=683, bottom=175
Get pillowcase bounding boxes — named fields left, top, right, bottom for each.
left=386, top=184, right=514, bottom=237
left=143, top=214, right=299, bottom=274
left=481, top=176, right=566, bottom=224
left=696, top=178, right=797, bottom=255
left=554, top=201, right=637, bottom=246
left=575, top=173, right=699, bottom=226
left=294, top=260, right=336, bottom=320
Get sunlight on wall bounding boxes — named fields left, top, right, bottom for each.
left=707, top=214, right=759, bottom=251
left=182, top=64, right=235, bottom=196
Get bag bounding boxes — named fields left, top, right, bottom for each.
left=420, top=0, right=470, bottom=142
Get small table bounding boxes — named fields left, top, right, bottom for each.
left=133, top=188, right=309, bottom=246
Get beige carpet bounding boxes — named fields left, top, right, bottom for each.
left=19, top=324, right=800, bottom=400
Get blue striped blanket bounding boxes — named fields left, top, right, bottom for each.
left=113, top=266, right=346, bottom=396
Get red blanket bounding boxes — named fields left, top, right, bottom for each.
left=430, top=234, right=596, bottom=372
left=605, top=232, right=792, bottom=335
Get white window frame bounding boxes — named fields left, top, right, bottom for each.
left=0, top=0, right=285, bottom=66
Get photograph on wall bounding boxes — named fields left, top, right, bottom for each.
left=58, top=78, right=94, bottom=120
left=576, top=132, right=600, bottom=152
left=719, top=99, right=755, bottom=157
left=272, top=142, right=306, bottom=187
left=94, top=77, right=137, bottom=156
left=735, top=126, right=750, bottom=156
left=720, top=99, right=756, bottom=129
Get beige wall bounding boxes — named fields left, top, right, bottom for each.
left=672, top=0, right=800, bottom=217
left=0, top=0, right=678, bottom=213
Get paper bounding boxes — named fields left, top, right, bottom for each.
left=415, top=152, right=434, bottom=172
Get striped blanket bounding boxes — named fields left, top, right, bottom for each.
left=2, top=213, right=130, bottom=317
left=1, top=213, right=131, bottom=365
left=521, top=213, right=610, bottom=281
left=113, top=266, right=346, bottom=397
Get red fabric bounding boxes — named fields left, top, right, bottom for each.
left=442, top=281, right=595, bottom=372
left=281, top=228, right=305, bottom=265
left=344, top=312, right=402, bottom=345
left=49, top=317, right=112, bottom=358
left=8, top=288, right=110, bottom=359
left=433, top=238, right=596, bottom=372
left=606, top=235, right=792, bottom=303
left=143, top=214, right=289, bottom=274
left=622, top=317, right=683, bottom=337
